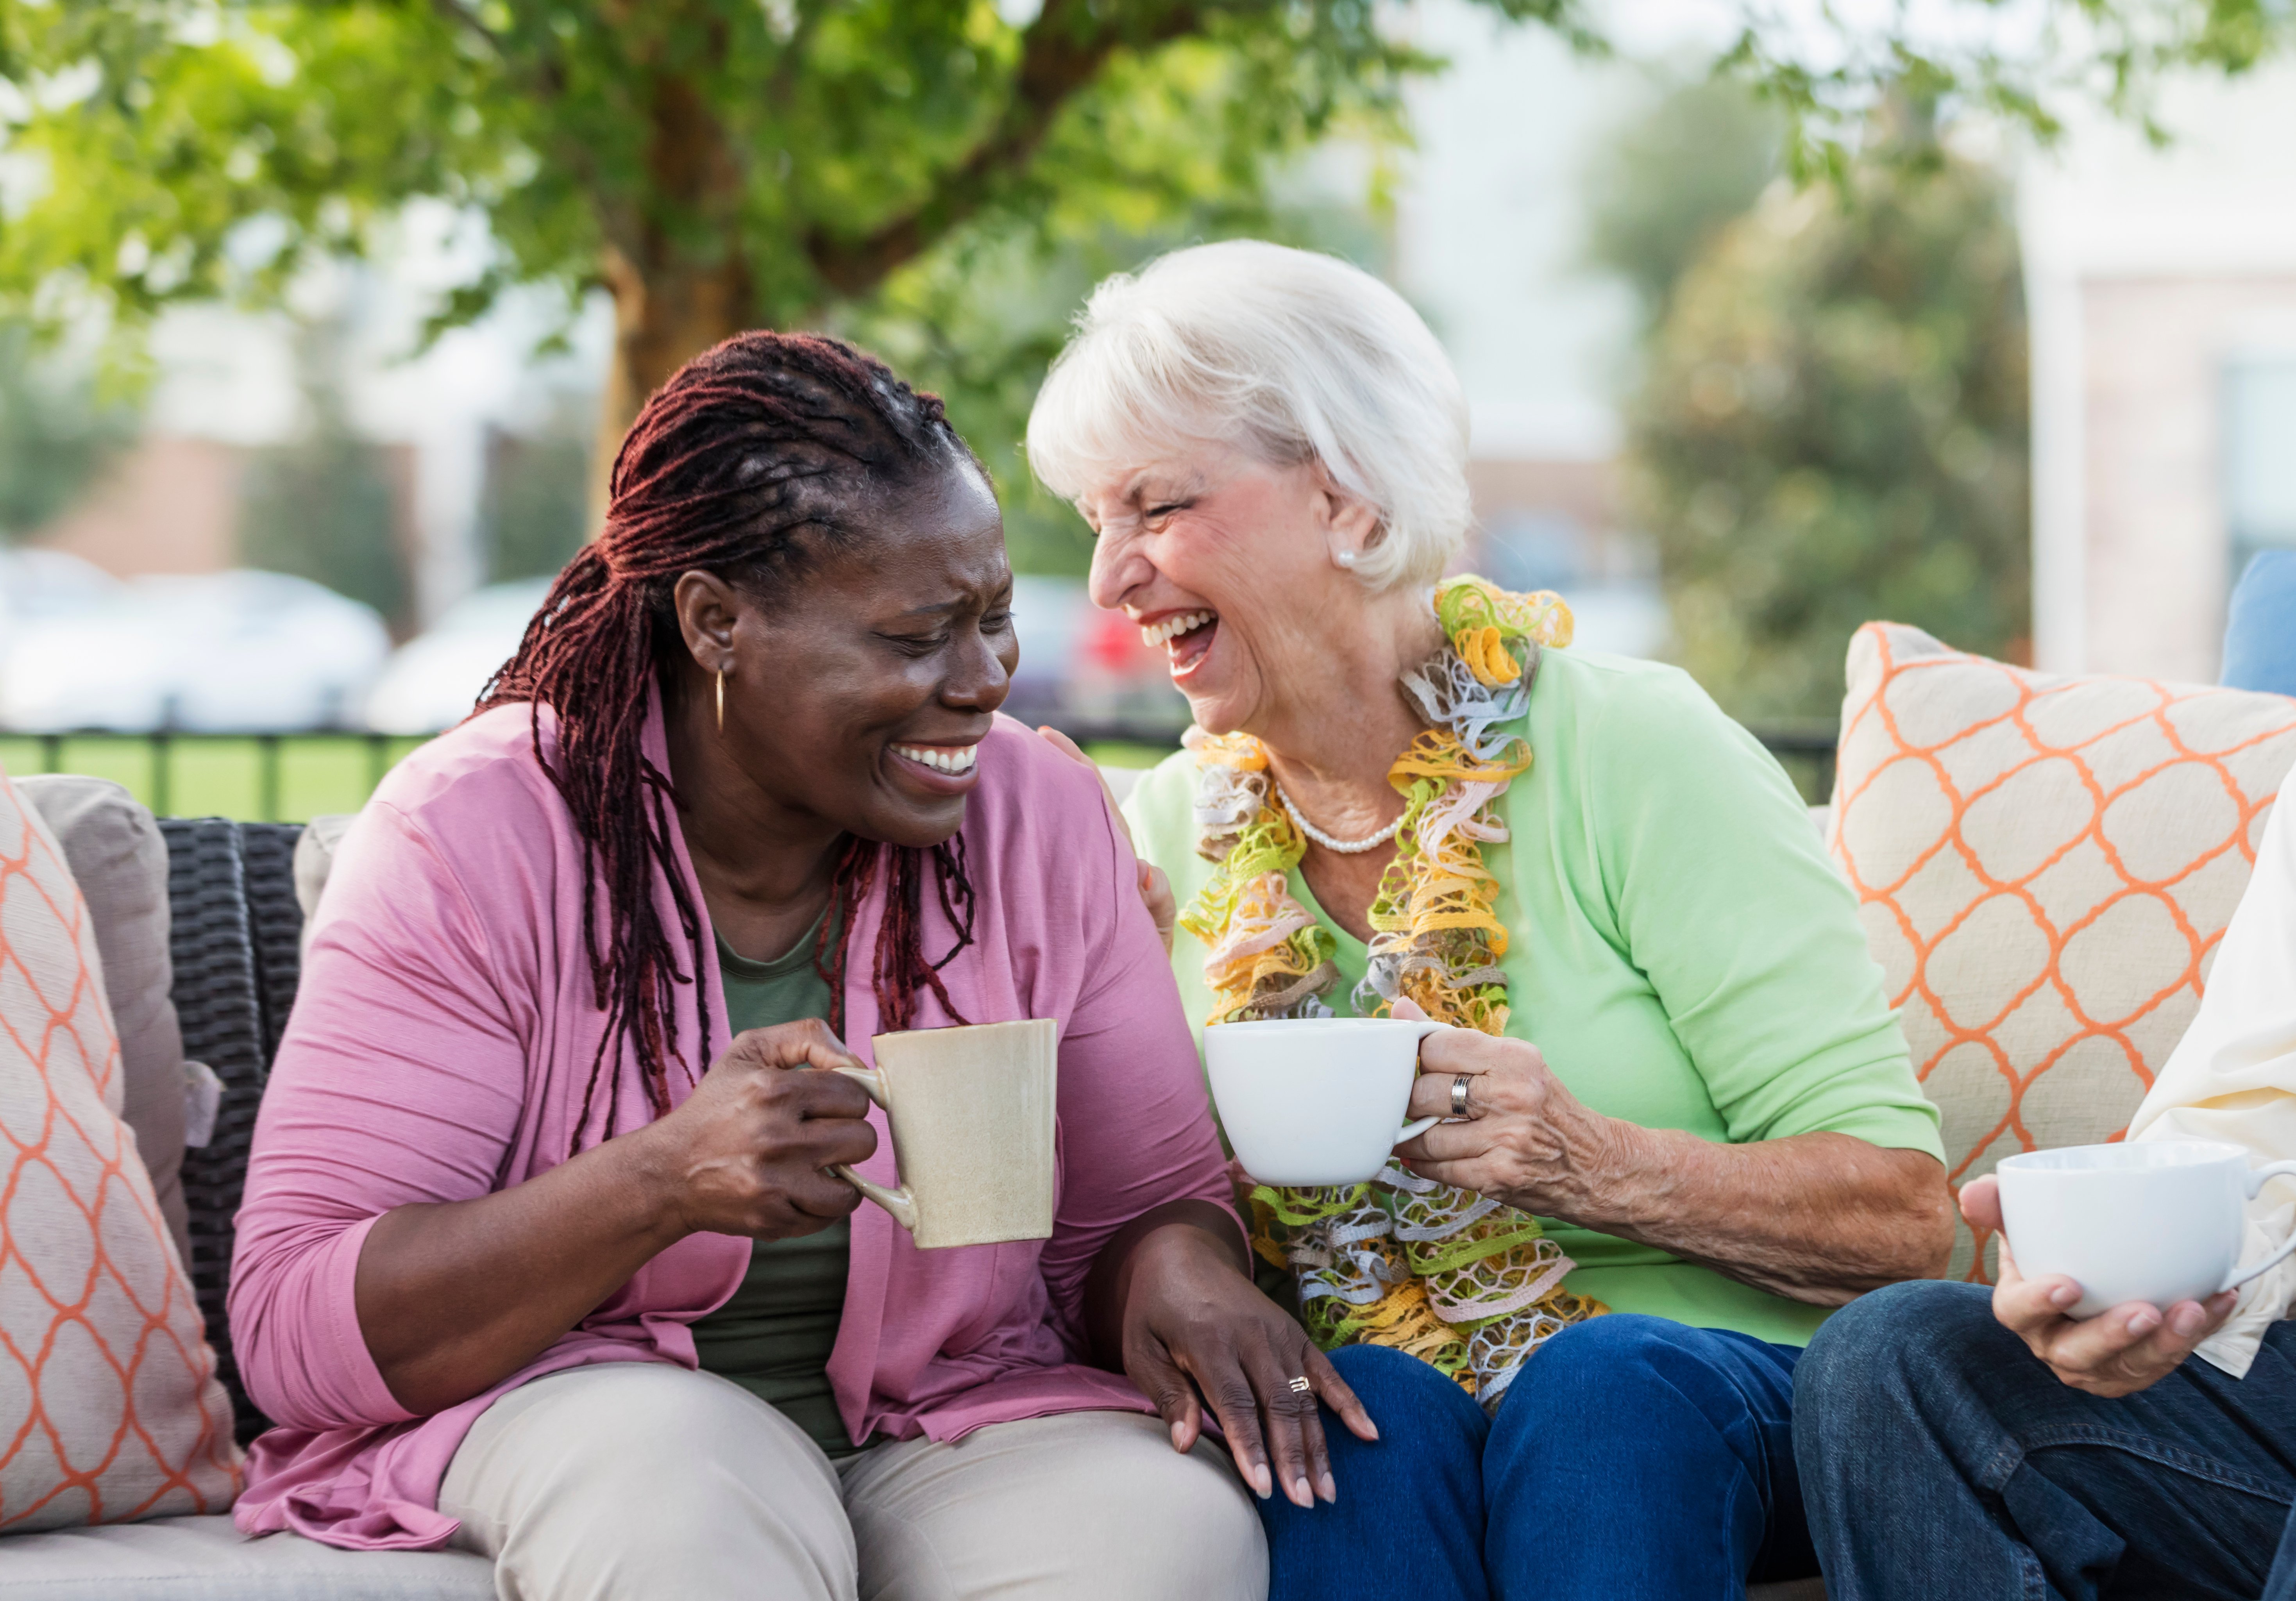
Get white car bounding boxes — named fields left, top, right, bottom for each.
left=0, top=568, right=391, bottom=732
left=363, top=578, right=555, bottom=735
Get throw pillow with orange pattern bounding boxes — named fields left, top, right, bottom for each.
left=1829, top=624, right=2296, bottom=1280
left=0, top=761, right=240, bottom=1531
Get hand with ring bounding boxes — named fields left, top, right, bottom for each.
left=1392, top=997, right=1620, bottom=1220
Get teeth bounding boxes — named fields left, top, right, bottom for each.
left=892, top=743, right=978, bottom=774
left=1141, top=610, right=1216, bottom=648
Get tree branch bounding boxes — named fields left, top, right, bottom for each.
left=801, top=0, right=1210, bottom=298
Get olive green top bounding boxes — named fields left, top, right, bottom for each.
left=1122, top=647, right=1944, bottom=1347
left=688, top=912, right=863, bottom=1458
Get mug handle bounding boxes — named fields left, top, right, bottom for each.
left=826, top=1064, right=920, bottom=1234
left=2219, top=1160, right=2296, bottom=1294
left=1393, top=1020, right=1454, bottom=1146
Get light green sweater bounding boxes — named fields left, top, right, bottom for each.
left=1122, top=647, right=1943, bottom=1347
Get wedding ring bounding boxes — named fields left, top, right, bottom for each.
left=1450, top=1074, right=1473, bottom=1118
left=1287, top=1376, right=1313, bottom=1394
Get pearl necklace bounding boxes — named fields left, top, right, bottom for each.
left=1273, top=781, right=1403, bottom=855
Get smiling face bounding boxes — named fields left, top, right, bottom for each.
left=674, top=462, right=1017, bottom=851
left=1076, top=444, right=1380, bottom=736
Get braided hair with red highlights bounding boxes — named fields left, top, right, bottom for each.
left=483, top=331, right=979, bottom=1147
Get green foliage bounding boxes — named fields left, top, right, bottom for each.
left=237, top=321, right=412, bottom=626
left=1624, top=122, right=2030, bottom=721
left=0, top=0, right=1441, bottom=338
left=481, top=427, right=589, bottom=582
left=1583, top=74, right=1780, bottom=330
left=0, top=323, right=140, bottom=539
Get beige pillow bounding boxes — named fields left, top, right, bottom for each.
left=1829, top=624, right=2296, bottom=1278
left=0, top=764, right=240, bottom=1531
left=15, top=776, right=191, bottom=1269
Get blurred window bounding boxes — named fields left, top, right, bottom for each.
left=2226, top=354, right=2296, bottom=587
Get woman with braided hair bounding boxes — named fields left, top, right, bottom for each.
left=224, top=331, right=1355, bottom=1598
left=1027, top=241, right=1955, bottom=1599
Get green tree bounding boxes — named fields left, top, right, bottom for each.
left=0, top=323, right=139, bottom=540
left=1623, top=116, right=2030, bottom=722
left=1583, top=73, right=1780, bottom=331
left=2, top=0, right=2276, bottom=493
left=239, top=320, right=414, bottom=628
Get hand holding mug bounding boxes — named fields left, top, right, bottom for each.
left=1969, top=1174, right=2237, bottom=1398
left=639, top=1018, right=878, bottom=1241
left=1392, top=998, right=1615, bottom=1218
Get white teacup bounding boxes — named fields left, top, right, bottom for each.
left=1997, top=1141, right=2296, bottom=1319
left=1205, top=1017, right=1447, bottom=1188
left=829, top=1018, right=1058, bottom=1250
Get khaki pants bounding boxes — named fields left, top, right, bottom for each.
left=438, top=1363, right=1268, bottom=1601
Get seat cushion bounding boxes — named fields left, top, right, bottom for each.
left=15, top=775, right=191, bottom=1268
left=0, top=1514, right=494, bottom=1599
left=0, top=765, right=240, bottom=1532
left=1829, top=623, right=2296, bottom=1279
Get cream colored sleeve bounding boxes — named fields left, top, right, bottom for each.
left=2128, top=763, right=2296, bottom=1378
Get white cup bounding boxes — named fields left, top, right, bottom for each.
left=1996, top=1141, right=2296, bottom=1319
left=829, top=1018, right=1058, bottom=1250
left=1204, top=1017, right=1447, bottom=1188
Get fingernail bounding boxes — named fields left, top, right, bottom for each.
left=1366, top=1421, right=1381, bottom=1441
left=1252, top=1465, right=1272, bottom=1499
left=1318, top=1472, right=1337, bottom=1503
left=2049, top=1283, right=2079, bottom=1308
left=2171, top=1304, right=2205, bottom=1337
left=2126, top=1308, right=2160, bottom=1335
left=1170, top=1422, right=1187, bottom=1451
left=1292, top=1476, right=1313, bottom=1507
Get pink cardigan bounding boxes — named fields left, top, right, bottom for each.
left=226, top=702, right=1233, bottom=1549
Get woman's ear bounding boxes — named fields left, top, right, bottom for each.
left=672, top=570, right=743, bottom=671
left=1314, top=465, right=1384, bottom=572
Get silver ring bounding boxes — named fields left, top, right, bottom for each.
left=1450, top=1074, right=1472, bottom=1118
left=1287, top=1376, right=1313, bottom=1394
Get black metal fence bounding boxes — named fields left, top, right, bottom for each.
left=0, top=720, right=1844, bottom=822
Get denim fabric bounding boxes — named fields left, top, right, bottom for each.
left=2224, top=550, right=2296, bottom=697
left=1261, top=1317, right=1815, bottom=1601
left=1795, top=1280, right=2296, bottom=1600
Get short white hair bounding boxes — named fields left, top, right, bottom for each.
left=1025, top=239, right=1472, bottom=592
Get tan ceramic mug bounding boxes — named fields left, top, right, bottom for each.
left=829, top=1018, right=1058, bottom=1249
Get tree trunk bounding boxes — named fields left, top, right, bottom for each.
left=587, top=68, right=752, bottom=532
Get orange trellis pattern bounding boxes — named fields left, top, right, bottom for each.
left=0, top=764, right=239, bottom=1532
left=1828, top=626, right=2296, bottom=1282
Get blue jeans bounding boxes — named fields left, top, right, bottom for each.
left=1795, top=1279, right=2296, bottom=1599
left=1260, top=1314, right=1817, bottom=1601
left=2223, top=549, right=2296, bottom=697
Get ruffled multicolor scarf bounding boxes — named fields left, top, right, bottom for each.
left=1181, top=575, right=1605, bottom=1408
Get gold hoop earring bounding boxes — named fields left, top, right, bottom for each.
left=715, top=665, right=727, bottom=734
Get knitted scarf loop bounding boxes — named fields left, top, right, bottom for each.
left=1180, top=575, right=1605, bottom=1409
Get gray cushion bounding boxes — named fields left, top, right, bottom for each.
left=16, top=774, right=191, bottom=1268
left=0, top=1515, right=493, bottom=1599
left=295, top=813, right=358, bottom=961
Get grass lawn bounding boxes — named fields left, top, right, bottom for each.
left=0, top=731, right=1184, bottom=822
left=0, top=734, right=433, bottom=822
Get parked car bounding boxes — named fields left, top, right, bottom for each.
left=363, top=577, right=554, bottom=734
left=0, top=568, right=391, bottom=732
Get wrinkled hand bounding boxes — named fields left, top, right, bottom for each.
left=1390, top=999, right=1618, bottom=1219
left=1036, top=725, right=1177, bottom=953
left=1965, top=1175, right=2236, bottom=1397
left=637, top=1019, right=877, bottom=1241
left=1119, top=1224, right=1377, bottom=1508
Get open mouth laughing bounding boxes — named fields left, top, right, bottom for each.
left=1140, top=609, right=1218, bottom=679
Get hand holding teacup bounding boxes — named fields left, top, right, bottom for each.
left=1979, top=1142, right=2296, bottom=1397
left=1391, top=998, right=1613, bottom=1218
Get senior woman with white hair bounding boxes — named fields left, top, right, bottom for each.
left=1025, top=239, right=1954, bottom=1600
